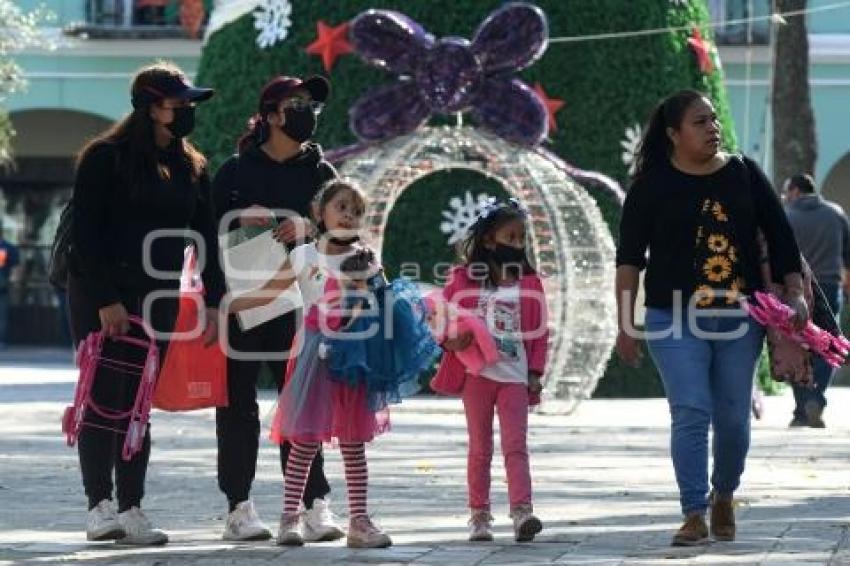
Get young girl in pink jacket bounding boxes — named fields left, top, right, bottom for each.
left=438, top=198, right=549, bottom=543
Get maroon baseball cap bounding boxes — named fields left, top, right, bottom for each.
left=259, top=75, right=330, bottom=110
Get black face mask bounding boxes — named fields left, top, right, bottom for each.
left=280, top=107, right=317, bottom=142
left=167, top=105, right=195, bottom=138
left=489, top=243, right=526, bottom=265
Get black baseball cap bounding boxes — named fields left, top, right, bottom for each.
left=132, top=73, right=214, bottom=109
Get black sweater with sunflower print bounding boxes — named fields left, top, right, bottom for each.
left=616, top=155, right=802, bottom=309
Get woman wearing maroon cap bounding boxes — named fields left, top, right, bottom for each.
left=211, top=75, right=344, bottom=543
left=68, top=61, right=224, bottom=545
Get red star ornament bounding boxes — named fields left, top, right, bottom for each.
left=306, top=20, right=354, bottom=72
left=687, top=27, right=715, bottom=74
left=532, top=83, right=565, bottom=133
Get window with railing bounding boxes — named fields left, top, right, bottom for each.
left=709, top=0, right=772, bottom=45
left=68, top=0, right=212, bottom=39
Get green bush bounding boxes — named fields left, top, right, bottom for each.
left=593, top=338, right=665, bottom=398
left=382, top=169, right=510, bottom=282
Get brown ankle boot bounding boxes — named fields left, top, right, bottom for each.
left=710, top=491, right=735, bottom=541
left=671, top=512, right=708, bottom=546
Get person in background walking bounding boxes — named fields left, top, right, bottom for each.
left=782, top=173, right=850, bottom=428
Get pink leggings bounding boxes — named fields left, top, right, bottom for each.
left=461, top=373, right=531, bottom=511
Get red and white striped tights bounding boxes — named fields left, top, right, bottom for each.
left=283, top=441, right=368, bottom=518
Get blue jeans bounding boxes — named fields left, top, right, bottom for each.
left=645, top=307, right=765, bottom=515
left=792, top=281, right=843, bottom=417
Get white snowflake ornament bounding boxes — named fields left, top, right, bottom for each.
left=254, top=0, right=292, bottom=49
left=440, top=191, right=495, bottom=245
left=620, top=123, right=642, bottom=176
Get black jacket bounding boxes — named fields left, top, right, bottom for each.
left=616, top=155, right=802, bottom=308
left=71, top=141, right=225, bottom=309
left=212, top=143, right=337, bottom=231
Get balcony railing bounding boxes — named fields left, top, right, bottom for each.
left=66, top=0, right=209, bottom=39
left=709, top=0, right=771, bottom=45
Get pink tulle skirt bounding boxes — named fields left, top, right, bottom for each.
left=270, top=328, right=390, bottom=444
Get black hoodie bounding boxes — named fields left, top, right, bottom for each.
left=212, top=142, right=337, bottom=232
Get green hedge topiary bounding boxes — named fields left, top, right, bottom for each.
left=382, top=169, right=510, bottom=283
left=195, top=0, right=736, bottom=180
left=194, top=1, right=739, bottom=398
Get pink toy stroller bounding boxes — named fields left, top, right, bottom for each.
left=61, top=315, right=160, bottom=461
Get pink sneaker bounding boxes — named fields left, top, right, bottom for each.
left=510, top=504, right=543, bottom=542
left=468, top=510, right=494, bottom=542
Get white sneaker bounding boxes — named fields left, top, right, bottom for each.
left=302, top=498, right=346, bottom=542
left=276, top=512, right=304, bottom=546
left=86, top=499, right=125, bottom=541
left=223, top=500, right=272, bottom=541
left=347, top=515, right=392, bottom=548
left=116, top=507, right=168, bottom=546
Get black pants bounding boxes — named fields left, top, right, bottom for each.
left=68, top=277, right=177, bottom=512
left=216, top=312, right=330, bottom=511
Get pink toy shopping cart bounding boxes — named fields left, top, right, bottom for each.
left=61, top=315, right=159, bottom=461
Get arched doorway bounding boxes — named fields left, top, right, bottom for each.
left=337, top=126, right=618, bottom=412
left=821, top=151, right=850, bottom=213
left=1, top=109, right=113, bottom=345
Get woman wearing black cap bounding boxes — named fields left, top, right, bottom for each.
left=212, top=75, right=343, bottom=543
left=69, top=62, right=224, bottom=545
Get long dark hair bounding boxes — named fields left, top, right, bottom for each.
left=76, top=62, right=206, bottom=193
left=236, top=77, right=295, bottom=153
left=458, top=201, right=535, bottom=285
left=633, top=89, right=706, bottom=179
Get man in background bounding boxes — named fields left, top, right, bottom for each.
left=783, top=173, right=850, bottom=428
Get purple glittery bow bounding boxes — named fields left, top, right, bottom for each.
left=348, top=2, right=550, bottom=147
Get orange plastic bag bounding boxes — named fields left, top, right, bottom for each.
left=153, top=246, right=228, bottom=411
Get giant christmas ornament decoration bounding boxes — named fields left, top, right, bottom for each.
left=335, top=126, right=618, bottom=411
left=348, top=3, right=550, bottom=146
left=317, top=3, right=620, bottom=410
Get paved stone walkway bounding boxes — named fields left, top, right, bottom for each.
left=2, top=365, right=850, bottom=564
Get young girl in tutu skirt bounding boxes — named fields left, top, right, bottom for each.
left=229, top=179, right=437, bottom=548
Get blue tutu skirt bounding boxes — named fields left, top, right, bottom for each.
left=327, top=278, right=441, bottom=411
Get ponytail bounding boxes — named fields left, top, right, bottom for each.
left=236, top=113, right=269, bottom=153
left=634, top=89, right=705, bottom=179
